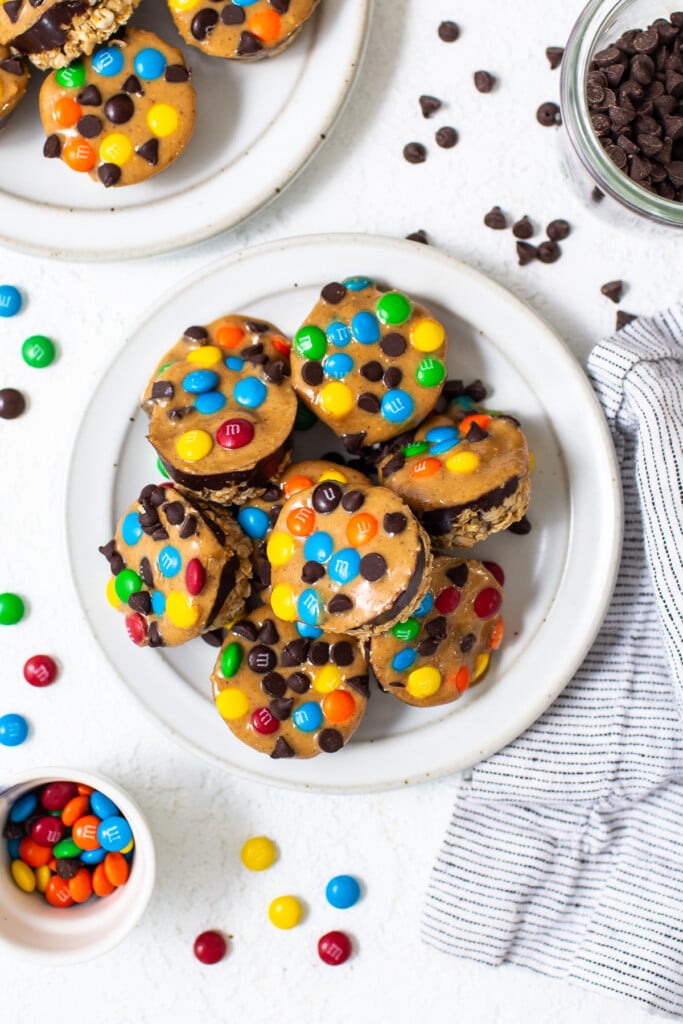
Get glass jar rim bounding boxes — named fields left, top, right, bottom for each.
left=560, top=0, right=683, bottom=227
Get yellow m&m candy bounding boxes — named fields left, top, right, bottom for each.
left=99, top=133, right=133, bottom=166
left=406, top=666, right=442, bottom=699
left=216, top=687, right=250, bottom=721
left=313, top=664, right=342, bottom=694
left=186, top=345, right=223, bottom=368
left=165, top=592, right=200, bottom=629
left=472, top=652, right=490, bottom=681
left=147, top=104, right=179, bottom=138
left=319, top=382, right=354, bottom=418
left=268, top=895, right=302, bottom=930
left=176, top=429, right=213, bottom=461
left=270, top=584, right=297, bottom=622
left=446, top=451, right=480, bottom=474
left=241, top=836, right=277, bottom=872
left=410, top=318, right=445, bottom=353
left=267, top=532, right=295, bottom=567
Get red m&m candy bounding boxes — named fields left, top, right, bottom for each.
left=193, top=930, right=228, bottom=964
left=318, top=930, right=352, bottom=965
left=217, top=418, right=254, bottom=449
left=23, top=654, right=58, bottom=687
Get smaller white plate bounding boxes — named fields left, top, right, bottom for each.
left=66, top=233, right=622, bottom=793
left=0, top=0, right=369, bottom=259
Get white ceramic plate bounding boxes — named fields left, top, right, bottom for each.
left=66, top=233, right=622, bottom=792
left=0, top=0, right=369, bottom=259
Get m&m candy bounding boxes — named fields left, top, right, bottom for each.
left=318, top=930, right=352, bottom=965
left=268, top=895, right=302, bottom=929
left=325, top=874, right=361, bottom=909
left=240, top=836, right=276, bottom=872
left=193, top=930, right=228, bottom=964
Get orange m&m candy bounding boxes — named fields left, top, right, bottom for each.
left=459, top=413, right=491, bottom=436
left=346, top=512, right=377, bottom=547
left=61, top=794, right=91, bottom=826
left=248, top=9, right=281, bottom=42
left=411, top=457, right=441, bottom=480
left=453, top=667, right=470, bottom=693
left=488, top=617, right=505, bottom=650
left=104, top=851, right=129, bottom=887
left=283, top=475, right=314, bottom=498
left=63, top=138, right=96, bottom=173
left=72, top=814, right=102, bottom=850
left=53, top=97, right=82, bottom=128
left=322, top=690, right=355, bottom=724
left=216, top=324, right=244, bottom=349
left=68, top=867, right=93, bottom=903
left=19, top=837, right=53, bottom=868
left=287, top=505, right=315, bottom=537
left=92, top=863, right=115, bottom=897
left=272, top=335, right=291, bottom=356
left=77, top=783, right=94, bottom=796
left=45, top=874, right=74, bottom=908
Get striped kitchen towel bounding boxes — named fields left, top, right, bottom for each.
left=422, top=306, right=683, bottom=1019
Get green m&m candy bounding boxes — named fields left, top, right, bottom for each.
left=221, top=641, right=242, bottom=678
left=403, top=441, right=429, bottom=458
left=376, top=291, right=412, bottom=326
left=22, top=335, right=55, bottom=369
left=157, top=456, right=170, bottom=479
left=114, top=569, right=142, bottom=603
left=55, top=61, right=86, bottom=89
left=416, top=358, right=446, bottom=388
left=391, top=617, right=420, bottom=641
left=53, top=837, right=83, bottom=859
left=294, top=325, right=327, bottom=361
left=0, top=592, right=25, bottom=625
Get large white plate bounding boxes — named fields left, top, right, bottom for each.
left=66, top=233, right=622, bottom=792
left=0, top=0, right=369, bottom=259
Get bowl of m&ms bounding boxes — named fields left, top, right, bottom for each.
left=0, top=767, right=155, bottom=963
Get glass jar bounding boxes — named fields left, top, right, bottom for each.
left=560, top=0, right=683, bottom=229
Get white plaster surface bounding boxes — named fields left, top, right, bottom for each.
left=0, top=0, right=680, bottom=1020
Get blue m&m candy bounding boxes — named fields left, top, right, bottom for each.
left=343, top=276, right=372, bottom=291
left=414, top=592, right=434, bottom=618
left=151, top=591, right=166, bottom=615
left=122, top=512, right=143, bottom=546
left=426, top=425, right=459, bottom=444
left=98, top=815, right=133, bottom=852
left=296, top=621, right=324, bottom=639
left=81, top=846, right=107, bottom=866
left=234, top=377, right=267, bottom=409
left=183, top=369, right=219, bottom=394
left=304, top=531, right=334, bottom=564
left=328, top=548, right=360, bottom=584
left=352, top=311, right=380, bottom=344
left=92, top=46, right=125, bottom=76
left=226, top=356, right=244, bottom=371
left=195, top=391, right=226, bottom=415
left=158, top=546, right=182, bottom=578
left=0, top=284, right=22, bottom=317
left=90, top=790, right=119, bottom=819
left=0, top=713, right=28, bottom=746
left=292, top=702, right=324, bottom=733
left=9, top=791, right=38, bottom=822
left=326, top=874, right=361, bottom=909
left=326, top=321, right=352, bottom=347
left=323, top=354, right=354, bottom=380
left=392, top=648, right=417, bottom=672
left=238, top=506, right=271, bottom=540
left=134, top=47, right=166, bottom=80
left=381, top=389, right=414, bottom=423
left=232, top=0, right=258, bottom=4
left=297, top=588, right=323, bottom=627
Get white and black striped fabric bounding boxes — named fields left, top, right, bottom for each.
left=422, top=308, right=683, bottom=1018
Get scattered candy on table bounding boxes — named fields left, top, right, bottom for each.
left=23, top=655, right=58, bottom=687
left=193, top=930, right=228, bottom=964
left=0, top=713, right=29, bottom=746
left=325, top=874, right=361, bottom=909
left=0, top=592, right=25, bottom=625
left=0, top=388, right=26, bottom=419
left=3, top=782, right=135, bottom=906
left=21, top=335, right=56, bottom=369
left=0, top=284, right=22, bottom=317
left=268, top=895, right=302, bottom=930
left=318, top=930, right=352, bottom=965
left=240, top=835, right=277, bottom=871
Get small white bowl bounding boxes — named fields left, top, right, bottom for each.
left=0, top=767, right=155, bottom=964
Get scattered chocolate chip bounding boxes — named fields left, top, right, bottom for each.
left=328, top=594, right=353, bottom=614
left=152, top=527, right=169, bottom=542
left=281, top=639, right=309, bottom=667
left=419, top=95, right=442, bottom=118
left=360, top=360, right=383, bottom=382
left=136, top=139, right=159, bottom=166
left=179, top=515, right=197, bottom=539
left=259, top=620, right=280, bottom=646
left=484, top=205, right=507, bottom=229
left=221, top=2, right=245, bottom=23
left=426, top=616, right=447, bottom=640
left=43, top=134, right=61, bottom=158
left=436, top=126, right=458, bottom=148
left=246, top=322, right=269, bottom=334
left=232, top=619, right=259, bottom=641
left=184, top=325, right=208, bottom=342
left=380, top=333, right=406, bottom=358
left=446, top=563, right=469, bottom=587
left=383, top=512, right=407, bottom=534
left=309, top=641, right=330, bottom=666
left=464, top=379, right=487, bottom=402
left=536, top=101, right=561, bottom=126
left=342, top=432, right=366, bottom=453
left=148, top=622, right=164, bottom=648
left=192, top=7, right=218, bottom=38
left=418, top=637, right=441, bottom=658
left=77, top=84, right=101, bottom=106
left=302, top=360, right=324, bottom=386
left=104, top=94, right=134, bottom=125
left=516, top=241, right=538, bottom=265
left=512, top=215, right=534, bottom=239
left=537, top=240, right=561, bottom=263
left=201, top=629, right=224, bottom=648
left=360, top=553, right=387, bottom=581
left=546, top=46, right=564, bottom=70
left=270, top=0, right=290, bottom=12
left=546, top=218, right=571, bottom=240
left=262, top=672, right=286, bottom=698
left=165, top=64, right=189, bottom=83
left=459, top=633, right=476, bottom=653
left=302, top=561, right=326, bottom=584
left=128, top=590, right=151, bottom=615
left=616, top=309, right=638, bottom=330
left=318, top=728, right=344, bottom=753
left=321, top=282, right=346, bottom=304
left=341, top=489, right=365, bottom=512
left=383, top=366, right=403, bottom=388
left=163, top=500, right=184, bottom=525
left=331, top=641, right=354, bottom=667
left=270, top=697, right=294, bottom=721
left=405, top=229, right=429, bottom=244
left=0, top=388, right=25, bottom=419
left=474, top=70, right=495, bottom=93
left=466, top=422, right=488, bottom=442
left=2, top=0, right=21, bottom=22
left=438, top=20, right=459, bottom=42
left=271, top=736, right=295, bottom=758
left=591, top=186, right=605, bottom=202
left=151, top=380, right=174, bottom=401
left=139, top=557, right=153, bottom=587
left=357, top=392, right=381, bottom=414
left=403, top=142, right=427, bottom=164
left=287, top=672, right=310, bottom=694
left=601, top=279, right=624, bottom=302
left=122, top=74, right=143, bottom=96
left=508, top=515, right=532, bottom=534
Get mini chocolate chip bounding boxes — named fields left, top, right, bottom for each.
left=76, top=116, right=103, bottom=144
left=104, top=94, right=134, bottom=125
left=546, top=218, right=570, bottom=240
left=184, top=325, right=209, bottom=342
left=309, top=641, right=330, bottom=666
left=536, top=101, right=561, bottom=126
left=164, top=501, right=185, bottom=525
left=418, top=636, right=441, bottom=658
left=321, top=281, right=346, bottom=303
left=43, top=134, right=61, bottom=158
left=301, top=360, right=324, bottom=386
left=237, top=29, right=262, bottom=54
left=0, top=57, right=23, bottom=74
left=446, top=563, right=469, bottom=587
left=328, top=594, right=353, bottom=613
left=516, top=241, right=538, bottom=265
left=616, top=310, right=638, bottom=330
left=537, top=240, right=561, bottom=263
left=312, top=481, right=343, bottom=513
left=466, top=421, right=488, bottom=442
left=201, top=629, right=224, bottom=648
left=438, top=20, right=459, bottom=42
left=281, top=639, right=309, bottom=667
left=136, top=139, right=159, bottom=165
left=474, top=70, right=495, bottom=93
left=318, top=728, right=344, bottom=753
left=75, top=85, right=101, bottom=108
left=192, top=7, right=218, bottom=39
left=380, top=333, right=406, bottom=357
left=484, top=206, right=507, bottom=229
left=246, top=322, right=269, bottom=334
left=271, top=736, right=294, bottom=758
left=152, top=527, right=169, bottom=541
left=383, top=366, right=403, bottom=388
left=270, top=697, right=294, bottom=721
left=262, top=671, right=286, bottom=698
left=546, top=46, right=564, bottom=69
left=122, top=74, right=143, bottom=95
left=342, top=432, right=366, bottom=453
left=139, top=556, right=153, bottom=587
left=436, top=126, right=458, bottom=148
left=148, top=622, right=164, bottom=647
left=55, top=858, right=81, bottom=880
left=165, top=64, right=189, bottom=82
left=248, top=645, right=277, bottom=674
left=2, top=0, right=21, bottom=22
left=405, top=229, right=429, bottom=244
left=221, top=3, right=245, bottom=23
left=341, top=489, right=365, bottom=512
left=151, top=380, right=174, bottom=400
left=128, top=590, right=151, bottom=615
left=512, top=216, right=534, bottom=239
left=426, top=616, right=448, bottom=640
left=459, top=633, right=476, bottom=653
left=508, top=515, right=532, bottom=534
left=331, top=641, right=354, bottom=667
left=360, top=553, right=387, bottom=581
left=302, top=561, right=326, bottom=584
left=419, top=94, right=442, bottom=118
left=356, top=393, right=380, bottom=415
left=383, top=511, right=407, bottom=534
left=232, top=619, right=258, bottom=641
left=601, top=279, right=624, bottom=302
left=359, top=360, right=383, bottom=382
left=591, top=186, right=605, bottom=202
left=287, top=672, right=310, bottom=694
left=403, top=142, right=427, bottom=164
left=0, top=388, right=25, bottom=419
left=259, top=619, right=280, bottom=645
left=179, top=515, right=197, bottom=539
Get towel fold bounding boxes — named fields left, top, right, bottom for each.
left=422, top=306, right=683, bottom=1019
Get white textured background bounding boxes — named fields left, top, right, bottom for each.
left=1, top=0, right=681, bottom=1021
